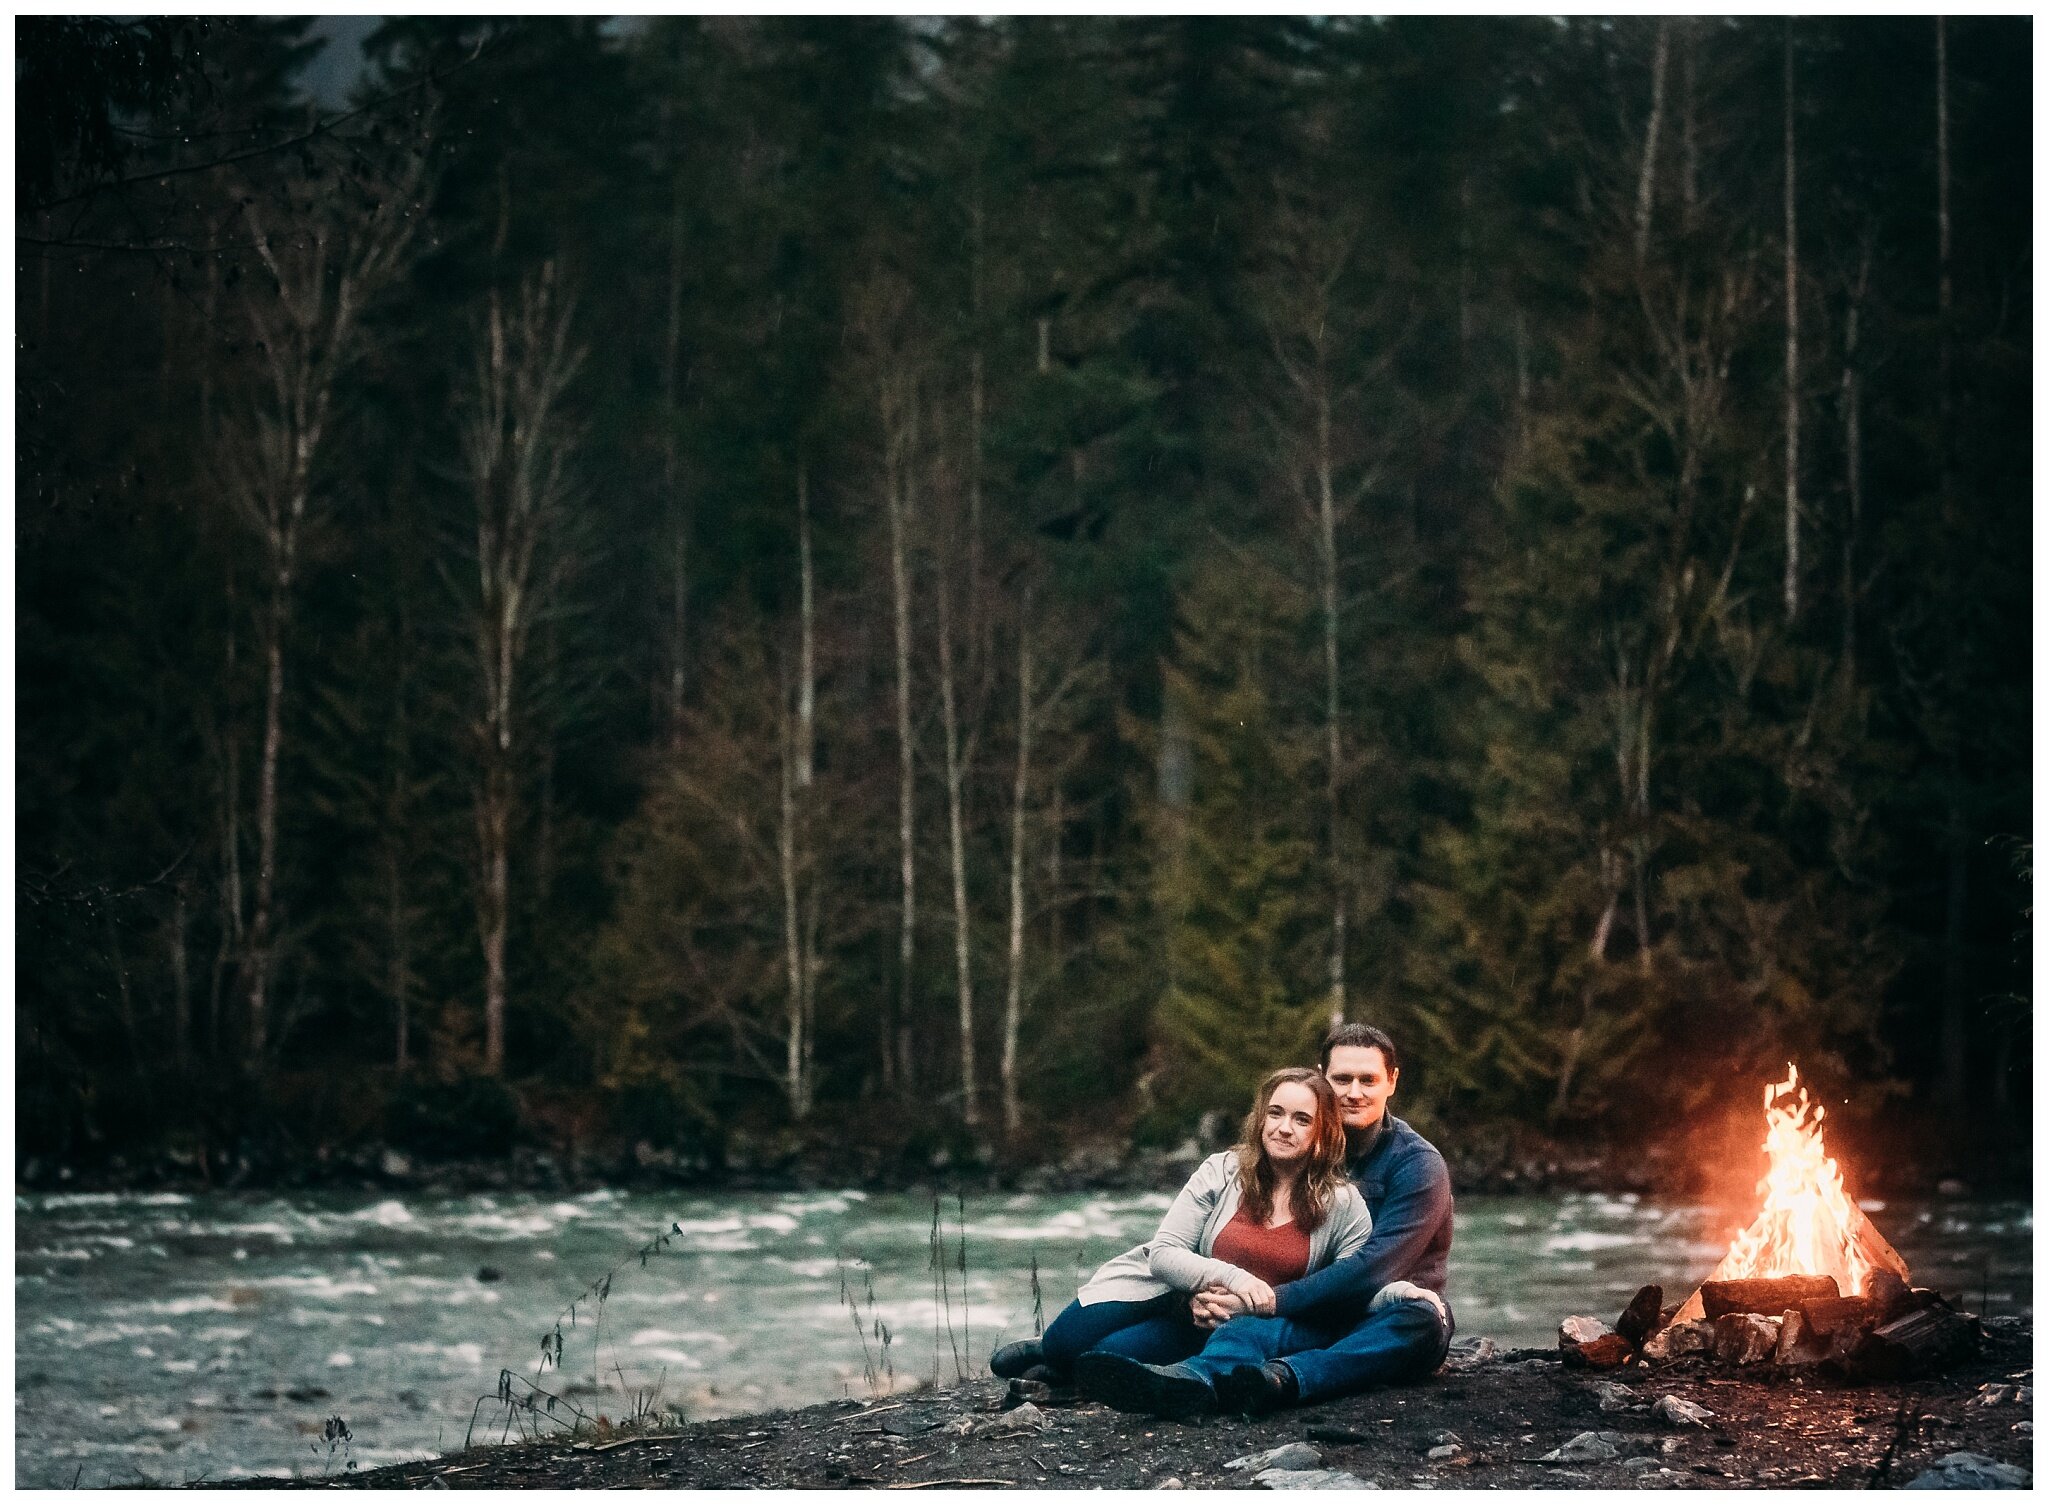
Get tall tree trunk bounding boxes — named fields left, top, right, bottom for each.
left=937, top=485, right=979, bottom=1129
left=662, top=156, right=690, bottom=754
left=170, top=880, right=192, bottom=1065
left=885, top=385, right=919, bottom=1092
left=1315, top=378, right=1347, bottom=1027
left=1782, top=20, right=1802, bottom=622
left=1634, top=19, right=1671, bottom=266
left=1840, top=235, right=1871, bottom=675
left=245, top=561, right=291, bottom=1066
left=1932, top=17, right=1970, bottom=1112
left=460, top=269, right=585, bottom=1080
left=778, top=672, right=808, bottom=1118
left=1679, top=19, right=1698, bottom=235
left=1001, top=596, right=1034, bottom=1136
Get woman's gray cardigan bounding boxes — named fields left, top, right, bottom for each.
left=1076, top=1151, right=1372, bottom=1306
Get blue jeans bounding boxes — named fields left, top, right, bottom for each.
left=1180, top=1297, right=1451, bottom=1404
left=1039, top=1294, right=1204, bottom=1376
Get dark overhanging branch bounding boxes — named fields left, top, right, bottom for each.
left=24, top=33, right=489, bottom=219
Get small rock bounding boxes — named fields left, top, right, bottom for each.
left=1427, top=1430, right=1461, bottom=1447
left=1588, top=1380, right=1637, bottom=1413
left=1976, top=1384, right=2013, bottom=1407
left=977, top=1401, right=1048, bottom=1436
left=1426, top=1444, right=1460, bottom=1461
left=1228, top=1442, right=1324, bottom=1473
left=1560, top=1316, right=1633, bottom=1370
left=1620, top=1457, right=1660, bottom=1473
left=1902, top=1450, right=2030, bottom=1489
left=1616, top=1285, right=1664, bottom=1347
left=2013, top=1422, right=2032, bottom=1435
left=1653, top=1395, right=1714, bottom=1428
left=1442, top=1336, right=1495, bottom=1370
left=426, top=1476, right=449, bottom=1489
left=1642, top=1320, right=1713, bottom=1361
left=1711, top=1312, right=1780, bottom=1365
left=1541, top=1431, right=1623, bottom=1463
left=1253, top=1468, right=1374, bottom=1490
left=1157, top=1479, right=1184, bottom=1490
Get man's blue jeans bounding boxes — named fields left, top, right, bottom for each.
left=1039, top=1294, right=1204, bottom=1375
left=1180, top=1297, right=1451, bottom=1404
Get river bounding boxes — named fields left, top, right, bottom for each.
left=14, top=1185, right=2031, bottom=1487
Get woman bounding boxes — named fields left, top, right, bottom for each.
left=990, top=1067, right=1369, bottom=1382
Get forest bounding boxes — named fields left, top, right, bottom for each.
left=15, top=17, right=2032, bottom=1179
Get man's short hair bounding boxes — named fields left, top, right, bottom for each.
left=1321, top=1021, right=1399, bottom=1074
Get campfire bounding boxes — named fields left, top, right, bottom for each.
left=1558, top=1064, right=1981, bottom=1381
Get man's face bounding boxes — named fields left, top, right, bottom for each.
left=1324, top=1045, right=1398, bottom=1134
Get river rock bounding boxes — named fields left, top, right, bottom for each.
left=1652, top=1395, right=1714, bottom=1428
left=1541, top=1431, right=1623, bottom=1463
left=1641, top=1320, right=1713, bottom=1360
left=1712, top=1313, right=1780, bottom=1365
left=1620, top=1456, right=1661, bottom=1473
left=975, top=1401, right=1048, bottom=1436
left=1426, top=1444, right=1460, bottom=1461
left=1443, top=1336, right=1496, bottom=1370
left=1588, top=1380, right=1638, bottom=1413
left=1227, top=1442, right=1324, bottom=1473
left=1253, top=1468, right=1374, bottom=1490
left=1902, top=1451, right=2030, bottom=1489
left=1559, top=1316, right=1632, bottom=1370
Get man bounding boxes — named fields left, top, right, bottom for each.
left=1076, top=1022, right=1454, bottom=1419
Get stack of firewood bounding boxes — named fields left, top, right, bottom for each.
left=1559, top=1271, right=1982, bottom=1381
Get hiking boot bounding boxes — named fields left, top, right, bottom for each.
left=989, top=1338, right=1046, bottom=1379
left=1074, top=1353, right=1217, bottom=1421
left=1214, top=1360, right=1297, bottom=1416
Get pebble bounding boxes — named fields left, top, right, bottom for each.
left=1653, top=1395, right=1714, bottom=1428
left=1902, top=1451, right=2030, bottom=1490
left=1157, top=1479, right=1183, bottom=1490
left=1227, top=1442, right=1324, bottom=1473
left=1541, top=1430, right=1622, bottom=1463
left=1427, top=1430, right=1461, bottom=1447
left=1253, top=1467, right=1375, bottom=1490
left=1620, top=1456, right=1660, bottom=1473
left=1426, top=1444, right=1460, bottom=1461
left=1589, top=1381, right=1637, bottom=1413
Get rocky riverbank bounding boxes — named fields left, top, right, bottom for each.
left=228, top=1317, right=2032, bottom=1490
left=18, top=1118, right=2028, bottom=1202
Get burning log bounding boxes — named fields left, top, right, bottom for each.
left=1671, top=1065, right=1910, bottom=1326
left=1796, top=1293, right=1875, bottom=1338
left=1699, top=1274, right=1838, bottom=1319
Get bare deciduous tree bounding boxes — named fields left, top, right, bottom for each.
left=456, top=263, right=586, bottom=1077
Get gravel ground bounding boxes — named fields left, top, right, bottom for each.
left=225, top=1317, right=2031, bottom=1490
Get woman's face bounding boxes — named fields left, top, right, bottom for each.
left=1260, top=1080, right=1321, bottom=1170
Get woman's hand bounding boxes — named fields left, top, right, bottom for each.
left=1236, top=1277, right=1277, bottom=1316
left=1190, top=1288, right=1244, bottom=1330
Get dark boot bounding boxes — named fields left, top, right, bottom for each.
left=989, top=1338, right=1046, bottom=1379
left=1074, top=1353, right=1217, bottom=1421
left=1214, top=1360, right=1297, bottom=1416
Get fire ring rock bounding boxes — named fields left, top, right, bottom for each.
left=1559, top=1316, right=1633, bottom=1370
left=1712, top=1312, right=1782, bottom=1365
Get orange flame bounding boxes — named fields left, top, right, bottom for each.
left=1675, top=1063, right=1908, bottom=1322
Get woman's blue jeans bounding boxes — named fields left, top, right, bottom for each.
left=1039, top=1293, right=1203, bottom=1376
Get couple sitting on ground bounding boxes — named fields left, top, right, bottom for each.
left=990, top=1022, right=1453, bottom=1419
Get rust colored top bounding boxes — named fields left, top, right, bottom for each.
left=1209, top=1207, right=1312, bottom=1287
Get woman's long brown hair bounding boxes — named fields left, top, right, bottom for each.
left=1233, top=1067, right=1349, bottom=1233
